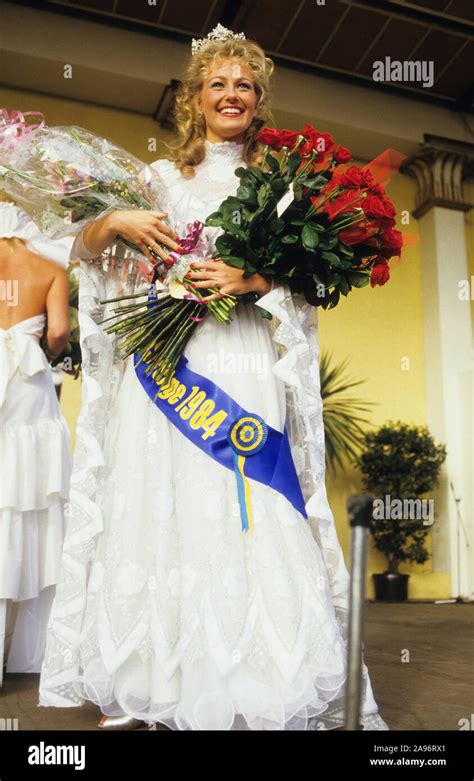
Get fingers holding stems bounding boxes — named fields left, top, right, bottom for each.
left=184, top=257, right=264, bottom=300
left=113, top=209, right=183, bottom=264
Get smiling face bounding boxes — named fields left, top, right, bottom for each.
left=197, top=58, right=259, bottom=144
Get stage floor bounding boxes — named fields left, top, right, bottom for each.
left=1, top=602, right=472, bottom=731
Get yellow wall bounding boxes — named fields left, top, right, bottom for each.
left=318, top=168, right=451, bottom=598
left=0, top=87, right=171, bottom=162
left=0, top=86, right=452, bottom=598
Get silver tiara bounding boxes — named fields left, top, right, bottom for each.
left=191, top=24, right=246, bottom=56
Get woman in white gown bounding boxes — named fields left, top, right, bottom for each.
left=39, top=29, right=388, bottom=730
left=0, top=204, right=71, bottom=685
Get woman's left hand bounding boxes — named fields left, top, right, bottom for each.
left=185, top=258, right=272, bottom=303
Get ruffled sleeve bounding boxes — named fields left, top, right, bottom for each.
left=70, top=230, right=101, bottom=261
left=68, top=159, right=180, bottom=264
left=149, top=158, right=182, bottom=231
left=254, top=284, right=330, bottom=514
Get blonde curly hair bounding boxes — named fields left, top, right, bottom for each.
left=167, top=38, right=275, bottom=177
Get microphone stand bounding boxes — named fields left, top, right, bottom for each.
left=344, top=494, right=373, bottom=730
left=449, top=481, right=471, bottom=603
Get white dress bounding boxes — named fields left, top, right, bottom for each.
left=0, top=314, right=71, bottom=685
left=39, top=139, right=387, bottom=730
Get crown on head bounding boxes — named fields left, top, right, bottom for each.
left=191, top=23, right=246, bottom=56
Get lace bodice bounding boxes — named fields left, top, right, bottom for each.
left=150, top=139, right=246, bottom=245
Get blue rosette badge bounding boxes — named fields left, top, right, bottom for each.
left=227, top=414, right=268, bottom=533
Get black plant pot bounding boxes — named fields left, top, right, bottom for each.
left=373, top=572, right=409, bottom=602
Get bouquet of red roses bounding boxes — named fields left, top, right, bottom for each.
left=205, top=124, right=404, bottom=311
left=95, top=125, right=406, bottom=382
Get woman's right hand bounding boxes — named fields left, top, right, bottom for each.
left=108, top=210, right=182, bottom=264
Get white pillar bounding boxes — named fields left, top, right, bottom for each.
left=402, top=140, right=474, bottom=599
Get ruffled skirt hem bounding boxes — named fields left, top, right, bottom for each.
left=0, top=495, right=67, bottom=601
left=0, top=417, right=70, bottom=511
left=39, top=655, right=388, bottom=730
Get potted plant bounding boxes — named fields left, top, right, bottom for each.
left=356, top=421, right=447, bottom=601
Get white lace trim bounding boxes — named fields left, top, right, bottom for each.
left=204, top=138, right=245, bottom=163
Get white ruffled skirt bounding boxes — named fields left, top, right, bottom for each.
left=0, top=351, right=71, bottom=680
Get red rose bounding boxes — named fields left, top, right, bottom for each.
left=256, top=127, right=284, bottom=151
left=361, top=195, right=396, bottom=227
left=379, top=228, right=403, bottom=258
left=332, top=165, right=376, bottom=190
left=315, top=132, right=335, bottom=156
left=339, top=223, right=379, bottom=245
left=323, top=190, right=364, bottom=220
left=361, top=195, right=386, bottom=219
left=278, top=130, right=300, bottom=149
left=382, top=195, right=396, bottom=217
left=300, top=124, right=335, bottom=158
left=257, top=127, right=301, bottom=152
left=370, top=259, right=390, bottom=287
left=334, top=144, right=351, bottom=163
left=369, top=183, right=385, bottom=197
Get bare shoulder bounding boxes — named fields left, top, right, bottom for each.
left=27, top=250, right=68, bottom=279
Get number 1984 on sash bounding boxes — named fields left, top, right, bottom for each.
left=154, top=375, right=228, bottom=440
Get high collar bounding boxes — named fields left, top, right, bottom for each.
left=204, top=138, right=245, bottom=163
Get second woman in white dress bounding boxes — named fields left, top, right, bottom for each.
left=0, top=206, right=71, bottom=685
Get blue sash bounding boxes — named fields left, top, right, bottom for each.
left=133, top=351, right=308, bottom=532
